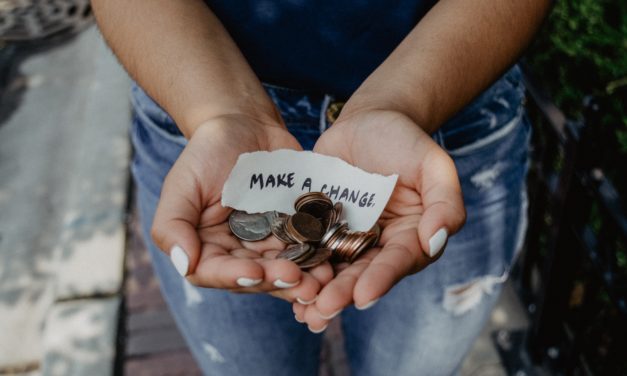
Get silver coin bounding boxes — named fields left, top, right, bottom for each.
left=276, top=243, right=312, bottom=262
left=321, top=220, right=348, bottom=247
left=228, top=210, right=271, bottom=241
left=263, top=210, right=286, bottom=224
left=271, top=216, right=297, bottom=244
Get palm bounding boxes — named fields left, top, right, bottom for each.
left=294, top=110, right=465, bottom=329
left=153, top=116, right=332, bottom=300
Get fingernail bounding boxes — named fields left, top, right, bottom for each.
left=319, top=309, right=342, bottom=320
left=356, top=298, right=379, bottom=310
left=274, top=279, right=299, bottom=289
left=236, top=277, right=262, bottom=287
left=308, top=324, right=328, bottom=334
left=170, top=245, right=189, bottom=276
left=294, top=314, right=304, bottom=323
left=296, top=296, right=318, bottom=305
left=428, top=228, right=448, bottom=257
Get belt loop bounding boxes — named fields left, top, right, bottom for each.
left=434, top=129, right=445, bottom=148
left=324, top=100, right=345, bottom=128
left=320, top=94, right=332, bottom=133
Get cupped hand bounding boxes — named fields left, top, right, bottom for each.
left=150, top=114, right=333, bottom=302
left=293, top=110, right=466, bottom=331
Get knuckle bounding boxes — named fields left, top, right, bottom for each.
left=150, top=222, right=166, bottom=250
left=456, top=204, right=468, bottom=230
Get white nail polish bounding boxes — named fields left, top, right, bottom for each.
left=309, top=324, right=328, bottom=334
left=356, top=298, right=380, bottom=310
left=294, top=314, right=304, bottom=323
left=170, top=245, right=189, bottom=276
left=296, top=296, right=318, bottom=305
left=428, top=228, right=448, bottom=257
left=274, top=279, right=299, bottom=289
left=236, top=277, right=262, bottom=287
left=319, top=309, right=342, bottom=320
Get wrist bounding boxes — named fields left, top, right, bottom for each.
left=181, top=106, right=285, bottom=139
left=337, top=80, right=439, bottom=134
left=339, top=101, right=438, bottom=135
left=190, top=112, right=291, bottom=155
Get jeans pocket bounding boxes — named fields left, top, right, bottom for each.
left=439, top=65, right=525, bottom=154
left=131, top=84, right=186, bottom=143
left=130, top=114, right=185, bottom=198
left=440, top=106, right=526, bottom=157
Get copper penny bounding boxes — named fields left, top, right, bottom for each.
left=288, top=212, right=324, bottom=243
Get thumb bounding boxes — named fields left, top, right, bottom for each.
left=416, top=148, right=466, bottom=258
left=151, top=168, right=205, bottom=277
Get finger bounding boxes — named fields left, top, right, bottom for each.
left=261, top=252, right=334, bottom=287
left=235, top=257, right=332, bottom=297
left=188, top=243, right=266, bottom=289
left=205, top=254, right=302, bottom=296
left=293, top=302, right=306, bottom=323
left=306, top=262, right=334, bottom=286
left=416, top=148, right=466, bottom=258
left=260, top=250, right=335, bottom=286
left=255, top=257, right=303, bottom=289
left=269, top=272, right=321, bottom=304
left=353, top=229, right=428, bottom=307
left=241, top=235, right=286, bottom=253
left=303, top=303, right=331, bottom=333
left=151, top=164, right=205, bottom=277
left=313, top=255, right=373, bottom=319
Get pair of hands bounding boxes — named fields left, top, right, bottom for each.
left=151, top=110, right=466, bottom=332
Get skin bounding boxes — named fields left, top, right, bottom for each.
left=92, top=0, right=551, bottom=330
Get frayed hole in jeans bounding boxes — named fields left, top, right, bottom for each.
left=442, top=272, right=508, bottom=316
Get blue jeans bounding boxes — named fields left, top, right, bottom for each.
left=130, top=66, right=530, bottom=376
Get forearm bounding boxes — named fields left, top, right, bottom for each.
left=339, top=0, right=551, bottom=133
left=92, top=0, right=281, bottom=137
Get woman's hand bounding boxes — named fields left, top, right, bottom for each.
left=151, top=114, right=333, bottom=302
left=292, top=110, right=466, bottom=331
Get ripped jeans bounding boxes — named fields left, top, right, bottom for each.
left=130, top=65, right=530, bottom=376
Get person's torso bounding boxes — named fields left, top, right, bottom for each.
left=205, top=0, right=438, bottom=98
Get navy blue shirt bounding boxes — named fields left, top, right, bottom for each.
left=205, top=1, right=438, bottom=98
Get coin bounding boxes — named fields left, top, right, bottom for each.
left=276, top=243, right=313, bottom=263
left=270, top=216, right=297, bottom=244
left=325, top=202, right=343, bottom=231
left=297, top=196, right=333, bottom=220
left=321, top=221, right=348, bottom=247
left=263, top=211, right=284, bottom=225
left=287, top=212, right=324, bottom=243
left=298, top=248, right=332, bottom=269
left=347, top=232, right=377, bottom=262
left=228, top=210, right=271, bottom=241
left=295, top=192, right=332, bottom=211
left=228, top=192, right=377, bottom=265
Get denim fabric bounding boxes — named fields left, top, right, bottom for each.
left=130, top=65, right=530, bottom=375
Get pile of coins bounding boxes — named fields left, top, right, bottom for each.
left=228, top=192, right=380, bottom=269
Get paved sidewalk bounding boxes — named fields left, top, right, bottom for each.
left=0, top=27, right=131, bottom=374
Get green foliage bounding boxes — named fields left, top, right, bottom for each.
left=528, top=1, right=627, bottom=282
left=527, top=0, right=627, bottom=154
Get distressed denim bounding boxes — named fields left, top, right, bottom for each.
left=130, top=65, right=530, bottom=376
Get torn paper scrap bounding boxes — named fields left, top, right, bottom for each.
left=221, top=150, right=398, bottom=231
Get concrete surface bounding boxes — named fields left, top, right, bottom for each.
left=0, top=25, right=131, bottom=373
left=461, top=281, right=530, bottom=375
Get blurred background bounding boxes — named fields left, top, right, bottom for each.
left=0, top=1, right=625, bottom=375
